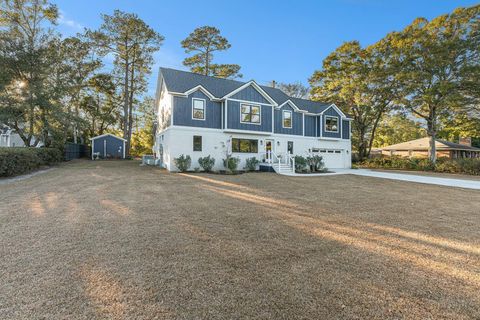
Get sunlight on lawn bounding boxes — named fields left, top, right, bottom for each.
left=100, top=199, right=130, bottom=215
left=183, top=175, right=480, bottom=292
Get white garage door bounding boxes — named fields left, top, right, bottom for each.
left=317, top=149, right=344, bottom=169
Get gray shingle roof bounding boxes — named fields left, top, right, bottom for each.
left=380, top=137, right=480, bottom=151
left=160, top=68, right=334, bottom=114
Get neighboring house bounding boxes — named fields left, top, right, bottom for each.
left=154, top=68, right=352, bottom=173
left=0, top=125, right=27, bottom=147
left=377, top=137, right=480, bottom=159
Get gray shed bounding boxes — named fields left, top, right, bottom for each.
left=90, top=133, right=126, bottom=159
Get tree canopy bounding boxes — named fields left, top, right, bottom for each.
left=181, top=26, right=241, bottom=79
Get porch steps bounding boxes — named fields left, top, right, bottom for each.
left=273, top=163, right=295, bottom=175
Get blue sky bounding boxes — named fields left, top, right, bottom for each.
left=55, top=0, right=478, bottom=95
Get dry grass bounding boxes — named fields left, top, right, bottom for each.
left=0, top=160, right=479, bottom=319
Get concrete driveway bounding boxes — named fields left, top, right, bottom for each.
left=344, top=169, right=480, bottom=190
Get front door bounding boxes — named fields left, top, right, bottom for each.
left=265, top=139, right=274, bottom=163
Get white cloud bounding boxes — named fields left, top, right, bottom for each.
left=58, top=10, right=84, bottom=31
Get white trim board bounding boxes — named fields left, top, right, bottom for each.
left=222, top=81, right=278, bottom=106
left=90, top=133, right=127, bottom=141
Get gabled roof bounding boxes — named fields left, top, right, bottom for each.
left=90, top=133, right=127, bottom=141
left=380, top=137, right=480, bottom=151
left=159, top=67, right=339, bottom=115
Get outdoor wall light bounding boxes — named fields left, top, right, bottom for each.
left=260, top=140, right=263, bottom=145
left=277, top=141, right=280, bottom=146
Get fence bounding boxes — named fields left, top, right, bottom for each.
left=64, top=143, right=89, bottom=161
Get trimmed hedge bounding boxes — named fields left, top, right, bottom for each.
left=0, top=147, right=62, bottom=177
left=361, top=156, right=480, bottom=175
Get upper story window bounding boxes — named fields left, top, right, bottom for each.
left=192, top=98, right=206, bottom=120
left=240, top=104, right=261, bottom=124
left=282, top=110, right=292, bottom=128
left=325, top=116, right=339, bottom=132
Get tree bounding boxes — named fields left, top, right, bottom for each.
left=181, top=26, right=241, bottom=79
left=86, top=10, right=164, bottom=155
left=439, top=111, right=480, bottom=145
left=0, top=0, right=59, bottom=147
left=130, top=96, right=155, bottom=156
left=80, top=73, right=120, bottom=137
left=278, top=82, right=309, bottom=99
left=373, top=113, right=426, bottom=148
left=389, top=5, right=480, bottom=163
left=58, top=36, right=101, bottom=143
left=310, top=41, right=398, bottom=160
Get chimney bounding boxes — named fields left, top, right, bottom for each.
left=271, top=80, right=276, bottom=88
left=459, top=137, right=472, bottom=147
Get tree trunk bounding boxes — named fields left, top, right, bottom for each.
left=205, top=49, right=210, bottom=76
left=427, top=107, right=437, bottom=164
left=127, top=63, right=135, bottom=156
left=123, top=60, right=130, bottom=153
left=356, top=126, right=368, bottom=161
left=429, top=132, right=437, bottom=163
left=366, top=110, right=384, bottom=158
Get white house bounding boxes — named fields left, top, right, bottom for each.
left=153, top=68, right=352, bottom=174
left=0, top=125, right=43, bottom=148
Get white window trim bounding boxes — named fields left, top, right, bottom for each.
left=193, top=135, right=202, bottom=152
left=282, top=110, right=293, bottom=128
left=239, top=103, right=262, bottom=125
left=192, top=98, right=206, bottom=121
left=324, top=115, right=339, bottom=133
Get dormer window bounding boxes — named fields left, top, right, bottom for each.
left=192, top=98, right=206, bottom=120
left=325, top=116, right=339, bottom=132
left=240, top=104, right=261, bottom=124
left=282, top=110, right=292, bottom=128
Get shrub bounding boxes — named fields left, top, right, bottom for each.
left=198, top=155, right=215, bottom=172
left=360, top=156, right=480, bottom=175
left=174, top=154, right=191, bottom=172
left=306, top=155, right=326, bottom=172
left=223, top=156, right=240, bottom=172
left=0, top=147, right=62, bottom=177
left=294, top=156, right=307, bottom=173
left=455, top=158, right=480, bottom=175
left=244, top=157, right=259, bottom=171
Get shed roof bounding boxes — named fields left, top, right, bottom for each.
left=160, top=68, right=334, bottom=114
left=380, top=137, right=480, bottom=151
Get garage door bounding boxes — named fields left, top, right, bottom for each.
left=316, top=149, right=344, bottom=169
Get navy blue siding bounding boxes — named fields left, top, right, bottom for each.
left=316, top=116, right=321, bottom=137
left=342, top=120, right=350, bottom=139
left=304, top=115, right=316, bottom=137
left=93, top=135, right=124, bottom=159
left=274, top=104, right=303, bottom=135
left=230, top=85, right=270, bottom=104
left=173, top=91, right=222, bottom=129
left=322, top=107, right=342, bottom=138
left=226, top=100, right=272, bottom=132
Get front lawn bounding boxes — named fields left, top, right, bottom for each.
left=0, top=160, right=478, bottom=319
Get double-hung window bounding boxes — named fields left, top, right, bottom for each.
left=240, top=104, right=261, bottom=124
left=192, top=98, right=205, bottom=120
left=283, top=110, right=292, bottom=128
left=325, top=116, right=339, bottom=132
left=193, top=136, right=202, bottom=151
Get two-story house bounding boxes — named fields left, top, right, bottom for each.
left=154, top=68, right=352, bottom=173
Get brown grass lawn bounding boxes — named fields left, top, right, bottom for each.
left=0, top=160, right=479, bottom=319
